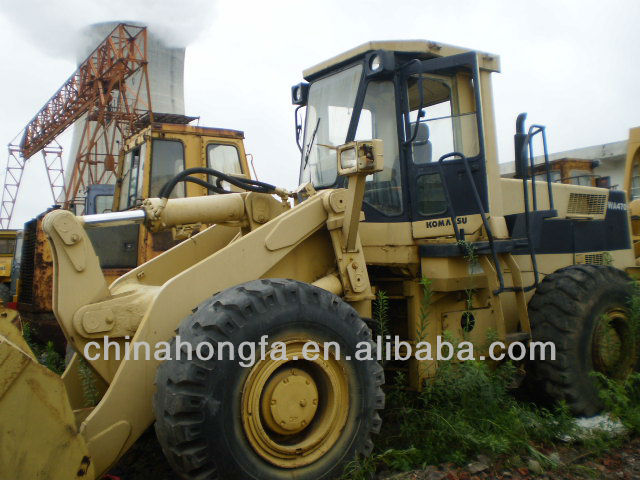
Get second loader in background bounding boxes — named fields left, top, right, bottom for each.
left=16, top=116, right=253, bottom=350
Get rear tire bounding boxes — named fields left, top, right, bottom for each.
left=528, top=264, right=638, bottom=416
left=153, top=279, right=384, bottom=480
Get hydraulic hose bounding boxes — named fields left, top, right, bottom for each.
left=160, top=167, right=277, bottom=199
left=180, top=175, right=227, bottom=195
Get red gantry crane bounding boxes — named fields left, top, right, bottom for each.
left=0, top=23, right=153, bottom=227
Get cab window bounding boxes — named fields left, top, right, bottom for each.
left=407, top=74, right=479, bottom=163
left=94, top=195, right=113, bottom=214
left=300, top=65, right=363, bottom=188
left=355, top=80, right=402, bottom=216
left=416, top=173, right=447, bottom=216
left=149, top=139, right=185, bottom=198
left=119, top=145, right=145, bottom=210
left=632, top=174, right=640, bottom=199
left=0, top=238, right=16, bottom=255
left=208, top=144, right=242, bottom=174
left=207, top=144, right=243, bottom=191
left=406, top=74, right=479, bottom=217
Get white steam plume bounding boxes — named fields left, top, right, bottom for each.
left=0, top=0, right=216, bottom=56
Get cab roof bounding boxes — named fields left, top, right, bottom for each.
left=134, top=112, right=245, bottom=139
left=303, top=40, right=500, bottom=80
left=124, top=122, right=245, bottom=151
left=147, top=123, right=245, bottom=140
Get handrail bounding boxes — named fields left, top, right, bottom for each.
left=514, top=113, right=555, bottom=291
left=437, top=152, right=506, bottom=294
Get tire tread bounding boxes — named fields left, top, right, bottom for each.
left=154, top=279, right=384, bottom=479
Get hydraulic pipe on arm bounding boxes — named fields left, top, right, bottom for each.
left=78, top=193, right=247, bottom=230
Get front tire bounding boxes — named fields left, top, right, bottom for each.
left=528, top=265, right=638, bottom=416
left=154, top=279, right=384, bottom=480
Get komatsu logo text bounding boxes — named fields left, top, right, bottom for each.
left=425, top=217, right=468, bottom=228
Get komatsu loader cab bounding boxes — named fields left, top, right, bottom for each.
left=294, top=41, right=501, bottom=232
left=292, top=40, right=636, bottom=390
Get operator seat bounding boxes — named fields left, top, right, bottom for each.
left=411, top=122, right=432, bottom=164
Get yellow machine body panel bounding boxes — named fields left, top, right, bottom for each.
left=0, top=319, right=94, bottom=480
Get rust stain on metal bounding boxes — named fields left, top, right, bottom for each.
left=33, top=225, right=54, bottom=312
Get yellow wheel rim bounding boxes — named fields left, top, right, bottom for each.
left=241, top=338, right=349, bottom=468
left=593, top=308, right=634, bottom=377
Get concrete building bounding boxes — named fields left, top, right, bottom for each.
left=500, top=139, right=628, bottom=190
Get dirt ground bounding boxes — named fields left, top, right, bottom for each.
left=380, top=437, right=640, bottom=480
left=107, top=431, right=640, bottom=480
left=105, top=428, right=173, bottom=479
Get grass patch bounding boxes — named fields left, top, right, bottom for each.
left=77, top=356, right=101, bottom=407
left=343, top=361, right=576, bottom=478
left=22, top=321, right=64, bottom=374
left=374, top=290, right=390, bottom=365
left=594, top=372, right=640, bottom=434
left=22, top=321, right=101, bottom=405
left=343, top=277, right=640, bottom=478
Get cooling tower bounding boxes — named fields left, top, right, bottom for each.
left=64, top=21, right=186, bottom=204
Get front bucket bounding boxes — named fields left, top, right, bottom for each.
left=0, top=318, right=95, bottom=479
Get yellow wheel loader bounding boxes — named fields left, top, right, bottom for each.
left=1, top=40, right=639, bottom=480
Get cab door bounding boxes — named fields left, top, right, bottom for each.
left=401, top=52, right=489, bottom=239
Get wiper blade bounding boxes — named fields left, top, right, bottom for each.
left=302, top=117, right=321, bottom=170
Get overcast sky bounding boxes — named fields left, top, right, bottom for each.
left=0, top=0, right=639, bottom=227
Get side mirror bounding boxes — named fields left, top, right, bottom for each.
left=291, top=83, right=309, bottom=106
left=337, top=140, right=384, bottom=176
left=294, top=106, right=305, bottom=153
left=291, top=83, right=309, bottom=153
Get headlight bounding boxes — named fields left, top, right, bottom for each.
left=365, top=51, right=394, bottom=78
left=340, top=147, right=357, bottom=170
left=337, top=140, right=384, bottom=177
left=369, top=54, right=382, bottom=72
